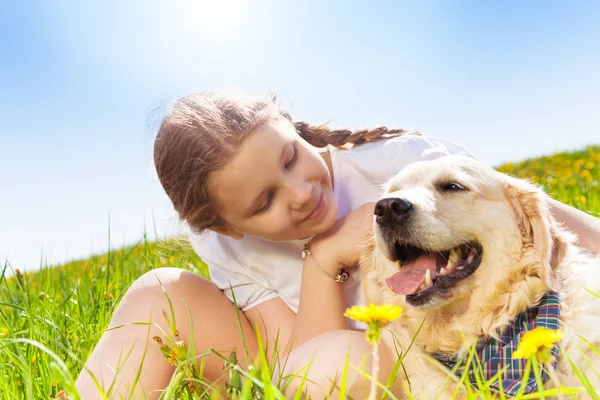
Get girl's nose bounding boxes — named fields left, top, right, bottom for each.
left=288, top=179, right=313, bottom=210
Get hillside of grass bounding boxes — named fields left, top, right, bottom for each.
left=1, top=145, right=599, bottom=399
left=496, top=145, right=600, bottom=216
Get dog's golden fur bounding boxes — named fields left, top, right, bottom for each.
left=360, top=155, right=600, bottom=399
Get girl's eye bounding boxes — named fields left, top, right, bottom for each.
left=285, top=144, right=298, bottom=169
left=254, top=143, right=297, bottom=216
left=255, top=192, right=274, bottom=215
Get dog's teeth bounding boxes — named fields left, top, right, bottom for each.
left=447, top=248, right=460, bottom=271
left=425, top=269, right=432, bottom=287
left=440, top=267, right=447, bottom=275
left=446, top=249, right=459, bottom=272
left=418, top=283, right=426, bottom=291
left=466, top=253, right=475, bottom=264
left=449, top=248, right=460, bottom=264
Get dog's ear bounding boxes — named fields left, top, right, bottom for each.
left=503, top=176, right=550, bottom=251
left=502, top=175, right=567, bottom=285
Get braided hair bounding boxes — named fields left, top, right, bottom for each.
left=293, top=121, right=419, bottom=148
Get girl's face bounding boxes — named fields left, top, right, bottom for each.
left=208, top=119, right=338, bottom=242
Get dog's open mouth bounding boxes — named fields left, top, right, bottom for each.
left=385, top=242, right=483, bottom=306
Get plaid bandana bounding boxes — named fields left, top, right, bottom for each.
left=431, top=291, right=561, bottom=396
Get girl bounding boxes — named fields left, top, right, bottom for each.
left=75, top=90, right=600, bottom=399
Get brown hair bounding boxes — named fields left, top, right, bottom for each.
left=153, top=90, right=417, bottom=235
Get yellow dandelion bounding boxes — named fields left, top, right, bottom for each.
left=513, top=327, right=564, bottom=363
left=1, top=328, right=8, bottom=335
left=581, top=170, right=592, bottom=181
left=344, top=303, right=402, bottom=400
left=345, top=303, right=402, bottom=345
left=344, top=303, right=403, bottom=325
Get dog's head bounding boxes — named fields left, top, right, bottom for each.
left=370, top=155, right=568, bottom=321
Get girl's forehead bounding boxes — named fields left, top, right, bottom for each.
left=255, top=118, right=297, bottom=139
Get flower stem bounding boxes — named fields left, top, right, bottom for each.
left=369, top=340, right=379, bottom=400
left=546, top=362, right=563, bottom=400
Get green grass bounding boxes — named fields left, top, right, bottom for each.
left=1, top=145, right=599, bottom=399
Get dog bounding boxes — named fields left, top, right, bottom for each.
left=360, top=155, right=600, bottom=399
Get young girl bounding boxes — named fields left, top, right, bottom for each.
left=75, top=90, right=600, bottom=399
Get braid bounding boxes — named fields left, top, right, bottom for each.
left=292, top=120, right=420, bottom=149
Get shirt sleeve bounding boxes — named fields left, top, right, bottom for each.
left=188, top=231, right=279, bottom=311
left=383, top=135, right=475, bottom=176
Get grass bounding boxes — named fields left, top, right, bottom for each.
left=1, top=145, right=599, bottom=399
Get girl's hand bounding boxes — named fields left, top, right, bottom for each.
left=308, top=202, right=376, bottom=271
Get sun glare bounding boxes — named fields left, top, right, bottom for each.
left=177, top=0, right=248, bottom=37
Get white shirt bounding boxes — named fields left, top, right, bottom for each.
left=188, top=135, right=473, bottom=329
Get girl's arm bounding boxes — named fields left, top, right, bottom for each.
left=247, top=253, right=349, bottom=359
left=284, top=203, right=376, bottom=353
left=285, top=250, right=349, bottom=352
left=549, top=198, right=600, bottom=256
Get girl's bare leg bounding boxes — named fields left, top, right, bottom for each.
left=75, top=268, right=403, bottom=399
left=75, top=268, right=258, bottom=399
left=281, top=330, right=404, bottom=399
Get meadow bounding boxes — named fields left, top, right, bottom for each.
left=1, top=145, right=599, bottom=399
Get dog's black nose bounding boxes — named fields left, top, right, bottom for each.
left=374, top=198, right=413, bottom=226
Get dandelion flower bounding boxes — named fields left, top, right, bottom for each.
left=344, top=303, right=403, bottom=400
left=513, top=327, right=564, bottom=362
left=344, top=303, right=402, bottom=325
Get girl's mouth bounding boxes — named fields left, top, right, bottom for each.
left=304, top=191, right=325, bottom=221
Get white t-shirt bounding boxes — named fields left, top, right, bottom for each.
left=188, top=135, right=474, bottom=330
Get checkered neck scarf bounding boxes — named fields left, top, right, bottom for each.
left=431, top=291, right=561, bottom=396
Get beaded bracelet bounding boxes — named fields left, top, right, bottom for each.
left=301, top=243, right=350, bottom=283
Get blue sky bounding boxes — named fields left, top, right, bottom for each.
left=1, top=0, right=599, bottom=272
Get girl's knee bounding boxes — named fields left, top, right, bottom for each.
left=121, top=268, right=223, bottom=308
left=278, top=329, right=404, bottom=398
left=128, top=267, right=208, bottom=294
left=279, top=330, right=377, bottom=397
left=110, top=268, right=219, bottom=326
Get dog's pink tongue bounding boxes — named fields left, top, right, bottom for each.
left=386, top=254, right=437, bottom=295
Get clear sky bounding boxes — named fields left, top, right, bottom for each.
left=1, top=0, right=599, bottom=272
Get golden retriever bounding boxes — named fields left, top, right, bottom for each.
left=360, top=155, right=600, bottom=399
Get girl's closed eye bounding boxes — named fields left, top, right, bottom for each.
left=285, top=143, right=298, bottom=169
left=253, top=144, right=298, bottom=216
left=255, top=192, right=274, bottom=215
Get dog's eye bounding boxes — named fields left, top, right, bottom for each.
left=440, top=182, right=467, bottom=192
